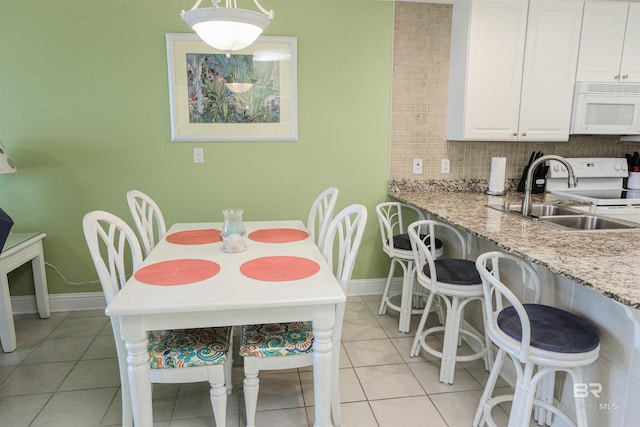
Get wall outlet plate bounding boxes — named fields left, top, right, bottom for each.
left=413, top=159, right=423, bottom=174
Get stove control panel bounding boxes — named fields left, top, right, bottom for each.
left=547, top=158, right=628, bottom=179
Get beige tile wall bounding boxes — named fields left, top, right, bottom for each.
left=390, top=2, right=640, bottom=182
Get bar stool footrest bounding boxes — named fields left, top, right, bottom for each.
left=417, top=325, right=487, bottom=363
left=478, top=392, right=580, bottom=427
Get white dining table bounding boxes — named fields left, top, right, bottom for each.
left=106, top=220, right=346, bottom=427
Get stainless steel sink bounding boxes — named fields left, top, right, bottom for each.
left=487, top=203, right=640, bottom=231
left=504, top=204, right=582, bottom=218
left=538, top=215, right=639, bottom=231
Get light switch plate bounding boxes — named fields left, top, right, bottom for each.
left=194, top=147, right=204, bottom=163
left=441, top=159, right=450, bottom=174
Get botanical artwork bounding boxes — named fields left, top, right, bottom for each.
left=186, top=53, right=280, bottom=124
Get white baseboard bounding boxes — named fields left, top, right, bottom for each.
left=11, top=292, right=107, bottom=314
left=346, top=277, right=391, bottom=296
left=10, top=278, right=394, bottom=314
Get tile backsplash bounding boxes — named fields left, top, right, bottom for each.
left=390, top=2, right=639, bottom=183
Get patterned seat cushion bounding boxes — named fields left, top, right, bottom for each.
left=147, top=327, right=231, bottom=369
left=497, top=304, right=600, bottom=353
left=239, top=322, right=314, bottom=357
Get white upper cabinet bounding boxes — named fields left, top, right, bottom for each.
left=446, top=0, right=584, bottom=141
left=577, top=2, right=640, bottom=83
left=620, top=3, right=640, bottom=82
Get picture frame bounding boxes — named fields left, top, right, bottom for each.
left=166, top=33, right=298, bottom=142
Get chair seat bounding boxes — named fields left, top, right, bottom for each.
left=422, top=258, right=481, bottom=285
left=393, top=233, right=443, bottom=251
left=148, top=327, right=231, bottom=369
left=497, top=304, right=600, bottom=353
left=239, top=322, right=314, bottom=357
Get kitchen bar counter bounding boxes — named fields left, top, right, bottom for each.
left=389, top=189, right=640, bottom=308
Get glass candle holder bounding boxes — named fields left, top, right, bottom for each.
left=221, top=208, right=247, bottom=253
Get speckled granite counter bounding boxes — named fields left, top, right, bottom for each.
left=389, top=188, right=640, bottom=308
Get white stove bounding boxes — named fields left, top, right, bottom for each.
left=546, top=157, right=640, bottom=223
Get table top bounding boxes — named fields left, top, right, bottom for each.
left=1, top=232, right=45, bottom=257
left=106, top=220, right=345, bottom=317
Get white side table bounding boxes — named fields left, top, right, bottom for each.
left=0, top=232, right=49, bottom=352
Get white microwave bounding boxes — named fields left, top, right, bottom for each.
left=570, top=82, right=640, bottom=135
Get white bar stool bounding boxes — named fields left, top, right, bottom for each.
left=376, top=202, right=443, bottom=333
left=474, top=251, right=601, bottom=427
left=408, top=220, right=492, bottom=384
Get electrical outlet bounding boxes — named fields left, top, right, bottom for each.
left=441, top=159, right=450, bottom=174
left=193, top=147, right=204, bottom=163
left=413, top=159, right=423, bottom=174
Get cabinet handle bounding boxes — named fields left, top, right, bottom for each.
left=521, top=132, right=527, bottom=136
left=622, top=74, right=629, bottom=79
left=615, top=74, right=621, bottom=80
left=512, top=133, right=518, bottom=136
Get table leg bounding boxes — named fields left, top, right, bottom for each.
left=31, top=241, right=50, bottom=319
left=126, top=337, right=153, bottom=426
left=312, top=309, right=335, bottom=427
left=0, top=270, right=16, bottom=352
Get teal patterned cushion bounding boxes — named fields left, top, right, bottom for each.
left=239, top=322, right=314, bottom=357
left=147, top=327, right=231, bottom=369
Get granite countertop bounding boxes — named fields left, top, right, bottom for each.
left=389, top=188, right=640, bottom=309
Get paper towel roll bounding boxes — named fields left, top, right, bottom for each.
left=488, top=156, right=506, bottom=194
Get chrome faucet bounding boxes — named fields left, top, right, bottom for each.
left=521, top=155, right=578, bottom=217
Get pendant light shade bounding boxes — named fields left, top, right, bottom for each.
left=182, top=0, right=274, bottom=52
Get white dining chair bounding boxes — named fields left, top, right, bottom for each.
left=82, top=210, right=232, bottom=427
left=306, top=187, right=339, bottom=248
left=126, top=189, right=167, bottom=258
left=239, top=204, right=367, bottom=427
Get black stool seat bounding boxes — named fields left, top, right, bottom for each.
left=422, top=258, right=481, bottom=285
left=497, top=304, right=600, bottom=353
left=393, top=233, right=443, bottom=251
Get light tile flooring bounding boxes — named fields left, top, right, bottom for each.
left=0, top=296, right=521, bottom=426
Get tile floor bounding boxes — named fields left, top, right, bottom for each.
left=0, top=295, right=522, bottom=427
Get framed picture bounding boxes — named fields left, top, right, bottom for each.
left=166, top=33, right=298, bottom=142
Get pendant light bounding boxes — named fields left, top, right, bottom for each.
left=181, top=0, right=274, bottom=53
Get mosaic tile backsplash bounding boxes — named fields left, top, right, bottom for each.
left=390, top=2, right=640, bottom=185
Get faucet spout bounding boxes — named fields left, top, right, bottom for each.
left=521, top=155, right=577, bottom=217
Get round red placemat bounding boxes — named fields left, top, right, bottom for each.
left=166, top=229, right=221, bottom=245
left=134, top=259, right=220, bottom=286
left=248, top=228, right=309, bottom=243
left=240, top=256, right=320, bottom=282
left=249, top=228, right=309, bottom=243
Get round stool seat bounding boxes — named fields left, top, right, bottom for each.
left=423, top=258, right=481, bottom=285
left=393, top=233, right=443, bottom=253
left=497, top=304, right=600, bottom=353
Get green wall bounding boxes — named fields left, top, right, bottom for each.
left=0, top=0, right=394, bottom=295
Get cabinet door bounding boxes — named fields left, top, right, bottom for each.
left=518, top=0, right=584, bottom=141
left=576, top=1, right=629, bottom=82
left=463, top=0, right=528, bottom=140
left=620, top=3, right=640, bottom=82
